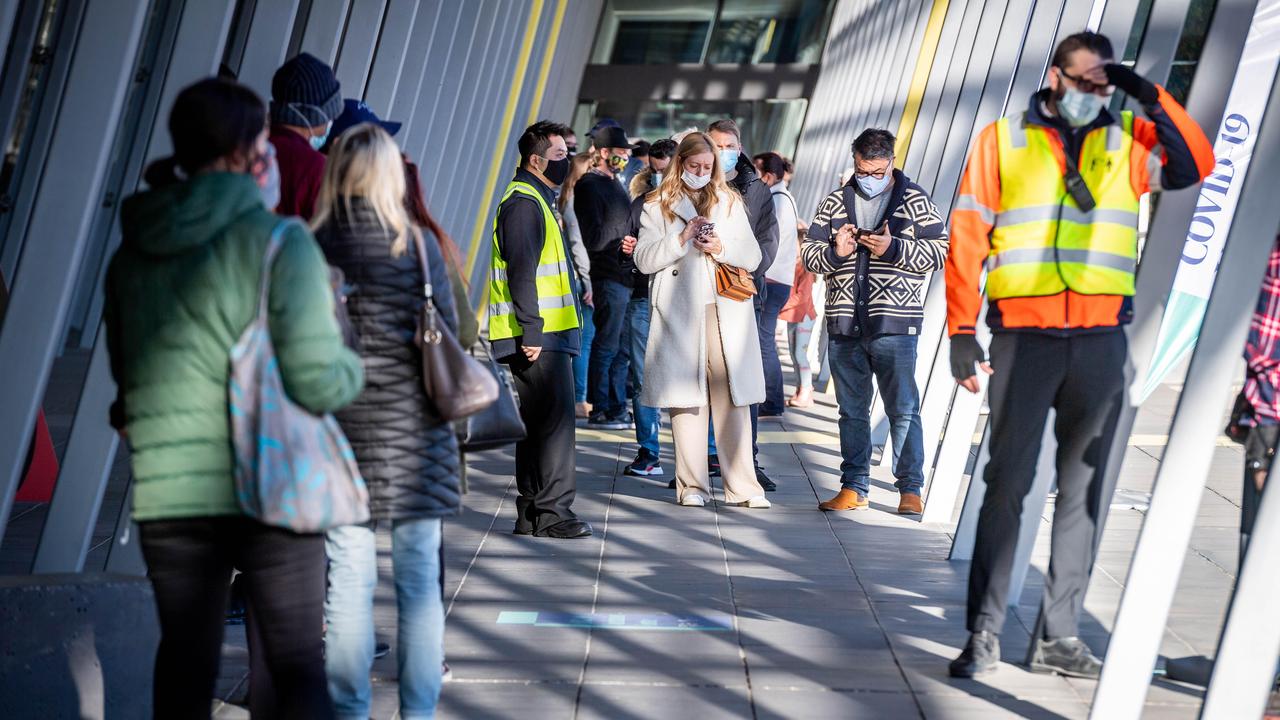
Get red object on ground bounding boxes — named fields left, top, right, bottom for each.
left=15, top=411, right=58, bottom=502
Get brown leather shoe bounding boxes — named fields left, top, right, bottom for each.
left=897, top=493, right=923, bottom=515
left=819, top=489, right=868, bottom=511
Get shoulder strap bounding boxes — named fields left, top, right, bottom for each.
left=411, top=226, right=433, bottom=300
left=256, top=218, right=301, bottom=320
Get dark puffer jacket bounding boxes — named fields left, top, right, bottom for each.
left=314, top=198, right=462, bottom=520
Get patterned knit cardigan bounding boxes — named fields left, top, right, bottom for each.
left=802, top=171, right=949, bottom=338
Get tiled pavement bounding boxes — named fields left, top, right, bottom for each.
left=208, top=377, right=1246, bottom=719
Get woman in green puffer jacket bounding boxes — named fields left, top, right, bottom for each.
left=103, top=78, right=361, bottom=719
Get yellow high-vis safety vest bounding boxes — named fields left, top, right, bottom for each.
left=487, top=181, right=579, bottom=341
left=985, top=110, right=1140, bottom=300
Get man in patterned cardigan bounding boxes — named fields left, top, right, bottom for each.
left=803, top=128, right=948, bottom=515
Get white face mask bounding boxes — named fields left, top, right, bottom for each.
left=682, top=169, right=711, bottom=190
left=1057, top=87, right=1106, bottom=127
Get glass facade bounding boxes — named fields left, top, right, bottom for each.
left=582, top=0, right=832, bottom=157
left=592, top=0, right=831, bottom=65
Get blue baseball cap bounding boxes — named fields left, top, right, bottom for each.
left=322, top=99, right=402, bottom=152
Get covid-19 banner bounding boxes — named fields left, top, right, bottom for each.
left=1141, top=1, right=1280, bottom=401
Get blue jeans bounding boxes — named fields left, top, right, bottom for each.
left=626, top=296, right=661, bottom=456
left=588, top=279, right=632, bottom=415
left=829, top=334, right=925, bottom=496
left=325, top=518, right=444, bottom=720
left=758, top=282, right=791, bottom=415
left=573, top=295, right=595, bottom=404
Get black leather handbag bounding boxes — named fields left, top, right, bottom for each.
left=455, top=341, right=527, bottom=452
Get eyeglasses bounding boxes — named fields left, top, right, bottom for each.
left=853, top=168, right=889, bottom=180
left=1057, top=67, right=1111, bottom=95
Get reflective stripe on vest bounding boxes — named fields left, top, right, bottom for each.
left=986, top=111, right=1140, bottom=300
left=487, top=181, right=580, bottom=341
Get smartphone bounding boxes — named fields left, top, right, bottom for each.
left=697, top=222, right=716, bottom=237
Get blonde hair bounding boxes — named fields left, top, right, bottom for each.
left=647, top=132, right=737, bottom=223
left=558, top=153, right=596, bottom=214
left=312, top=123, right=416, bottom=256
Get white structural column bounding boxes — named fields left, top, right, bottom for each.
left=1200, top=455, right=1280, bottom=718
left=143, top=1, right=238, bottom=164
left=238, top=0, right=303, bottom=99
left=1089, top=45, right=1280, bottom=718
left=299, top=0, right=353, bottom=67
left=31, top=0, right=239, bottom=574
left=0, top=0, right=150, bottom=542
left=361, top=0, right=419, bottom=112
left=334, top=0, right=388, bottom=99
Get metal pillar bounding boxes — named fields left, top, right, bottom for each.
left=298, top=0, right=352, bottom=67
left=31, top=0, right=238, bottom=573
left=361, top=0, right=419, bottom=113
left=142, top=0, right=238, bottom=171
left=1090, top=36, right=1280, bottom=718
left=237, top=0, right=303, bottom=100
left=0, top=0, right=149, bottom=545
left=333, top=0, right=388, bottom=99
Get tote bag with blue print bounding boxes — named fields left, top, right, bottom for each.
left=229, top=220, right=370, bottom=533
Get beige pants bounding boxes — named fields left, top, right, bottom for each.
left=670, top=306, right=764, bottom=504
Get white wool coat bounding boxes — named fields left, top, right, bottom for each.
left=634, top=191, right=765, bottom=409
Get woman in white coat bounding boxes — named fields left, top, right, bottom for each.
left=633, top=132, right=770, bottom=509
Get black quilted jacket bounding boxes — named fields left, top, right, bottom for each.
left=314, top=198, right=461, bottom=520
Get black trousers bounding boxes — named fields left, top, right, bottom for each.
left=140, top=516, right=334, bottom=720
left=509, top=350, right=579, bottom=533
left=968, top=330, right=1126, bottom=638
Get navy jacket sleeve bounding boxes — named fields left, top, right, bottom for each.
left=495, top=196, right=545, bottom=346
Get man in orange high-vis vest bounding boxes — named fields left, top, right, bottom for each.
left=945, top=32, right=1214, bottom=679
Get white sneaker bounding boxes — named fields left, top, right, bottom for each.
left=744, top=496, right=772, bottom=509
left=680, top=494, right=708, bottom=507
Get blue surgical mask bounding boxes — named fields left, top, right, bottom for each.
left=1057, top=88, right=1106, bottom=128
left=857, top=173, right=892, bottom=197
left=652, top=172, right=663, bottom=188
left=719, top=148, right=740, bottom=171
left=310, top=124, right=331, bottom=152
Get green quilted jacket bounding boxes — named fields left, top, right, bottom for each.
left=105, top=172, right=364, bottom=522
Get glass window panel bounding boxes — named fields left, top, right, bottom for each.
left=707, top=0, right=832, bottom=64
left=592, top=0, right=717, bottom=65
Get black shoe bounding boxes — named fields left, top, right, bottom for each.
left=1029, top=636, right=1102, bottom=678
left=755, top=467, right=777, bottom=492
left=587, top=411, right=630, bottom=430
left=608, top=410, right=635, bottom=430
left=667, top=478, right=676, bottom=489
left=624, top=451, right=664, bottom=477
left=513, top=525, right=534, bottom=535
left=949, top=631, right=1000, bottom=678
left=534, top=519, right=593, bottom=539
left=374, top=641, right=390, bottom=659
left=708, top=454, right=722, bottom=477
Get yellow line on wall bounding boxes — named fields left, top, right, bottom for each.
left=526, top=0, right=568, bottom=127
left=893, top=0, right=950, bottom=166
left=464, top=0, right=548, bottom=307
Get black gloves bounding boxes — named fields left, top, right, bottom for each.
left=1105, top=64, right=1159, bottom=106
left=950, top=334, right=987, bottom=381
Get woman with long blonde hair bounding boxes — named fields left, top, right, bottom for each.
left=312, top=122, right=459, bottom=719
left=633, top=132, right=769, bottom=508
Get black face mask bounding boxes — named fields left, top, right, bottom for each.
left=542, top=156, right=570, bottom=185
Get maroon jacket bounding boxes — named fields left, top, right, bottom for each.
left=269, top=125, right=326, bottom=220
